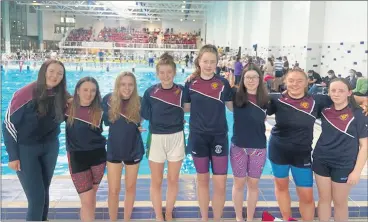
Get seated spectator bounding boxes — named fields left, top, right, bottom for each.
left=309, top=70, right=336, bottom=95
left=353, top=72, right=368, bottom=96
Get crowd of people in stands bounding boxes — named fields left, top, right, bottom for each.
left=217, top=53, right=367, bottom=96
left=65, top=26, right=199, bottom=46
left=66, top=28, right=93, bottom=42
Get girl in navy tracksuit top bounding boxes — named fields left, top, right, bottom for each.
left=312, top=78, right=368, bottom=221
left=2, top=60, right=69, bottom=221
left=65, top=77, right=106, bottom=221
left=141, top=53, right=185, bottom=221
left=102, top=72, right=144, bottom=221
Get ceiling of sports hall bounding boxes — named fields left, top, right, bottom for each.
left=15, top=0, right=209, bottom=21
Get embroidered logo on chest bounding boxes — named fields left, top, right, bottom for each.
left=339, top=113, right=349, bottom=121
left=300, top=101, right=309, bottom=109
left=211, top=82, right=219, bottom=90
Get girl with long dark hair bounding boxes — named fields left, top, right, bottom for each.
left=3, top=59, right=69, bottom=221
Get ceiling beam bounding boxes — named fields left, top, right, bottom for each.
left=16, top=2, right=207, bottom=11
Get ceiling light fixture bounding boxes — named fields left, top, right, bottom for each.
left=180, top=19, right=183, bottom=21
left=193, top=19, right=195, bottom=21
left=46, top=5, right=49, bottom=7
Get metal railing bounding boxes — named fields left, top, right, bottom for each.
left=60, top=41, right=197, bottom=50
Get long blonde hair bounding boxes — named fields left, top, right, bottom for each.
left=193, top=44, right=219, bottom=76
left=108, top=72, right=141, bottom=124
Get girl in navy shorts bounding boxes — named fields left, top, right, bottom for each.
left=66, top=77, right=106, bottom=221
left=183, top=45, right=233, bottom=221
left=267, top=69, right=367, bottom=221
left=313, top=78, right=368, bottom=221
left=226, top=64, right=269, bottom=221
left=102, top=72, right=145, bottom=221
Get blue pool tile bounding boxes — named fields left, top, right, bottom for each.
left=292, top=211, right=301, bottom=218
left=95, top=212, right=104, bottom=220
left=54, top=212, right=79, bottom=219
left=174, top=211, right=199, bottom=218
left=97, top=190, right=108, bottom=195
left=174, top=206, right=199, bottom=212
left=95, top=207, right=104, bottom=213
left=349, top=211, right=360, bottom=217
left=51, top=208, right=79, bottom=213
left=258, top=183, right=274, bottom=188
left=207, top=211, right=214, bottom=218
left=6, top=213, right=27, bottom=220
left=254, top=211, right=264, bottom=219
left=360, top=210, right=368, bottom=217
left=3, top=208, right=27, bottom=213
left=349, top=195, right=368, bottom=201
left=96, top=195, right=108, bottom=201
left=133, top=207, right=152, bottom=213
left=104, top=212, right=123, bottom=220
left=261, top=189, right=275, bottom=195
left=350, top=188, right=367, bottom=195
left=223, top=211, right=236, bottom=218
left=1, top=213, right=6, bottom=220
left=135, top=195, right=150, bottom=201
left=263, top=195, right=277, bottom=201
left=131, top=212, right=152, bottom=219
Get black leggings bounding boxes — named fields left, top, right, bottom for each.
left=16, top=139, right=59, bottom=221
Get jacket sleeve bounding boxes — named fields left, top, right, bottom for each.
left=2, top=95, right=26, bottom=161
left=140, top=89, right=151, bottom=120
left=101, top=94, right=111, bottom=126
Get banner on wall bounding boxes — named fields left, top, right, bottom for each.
left=81, top=42, right=113, bottom=48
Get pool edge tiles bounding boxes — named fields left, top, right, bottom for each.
left=1, top=178, right=367, bottom=220
left=1, top=202, right=367, bottom=220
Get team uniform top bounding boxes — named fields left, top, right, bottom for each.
left=2, top=82, right=62, bottom=161
left=102, top=93, right=144, bottom=162
left=267, top=93, right=332, bottom=152
left=183, top=75, right=233, bottom=135
left=232, top=93, right=267, bottom=149
left=141, top=83, right=184, bottom=134
left=313, top=105, right=368, bottom=169
left=65, top=106, right=106, bottom=152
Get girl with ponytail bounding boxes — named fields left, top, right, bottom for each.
left=141, top=52, right=185, bottom=221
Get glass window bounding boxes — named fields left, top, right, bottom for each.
left=61, top=17, right=64, bottom=23
left=66, top=17, right=75, bottom=23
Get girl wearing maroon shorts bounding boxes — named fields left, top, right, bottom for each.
left=66, top=77, right=106, bottom=221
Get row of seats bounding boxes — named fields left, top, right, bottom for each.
left=94, top=27, right=197, bottom=45
left=66, top=28, right=93, bottom=42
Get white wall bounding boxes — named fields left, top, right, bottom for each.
left=161, top=20, right=201, bottom=33
left=42, top=11, right=63, bottom=41
left=130, top=20, right=162, bottom=31
left=320, top=1, right=367, bottom=77
left=26, top=7, right=38, bottom=36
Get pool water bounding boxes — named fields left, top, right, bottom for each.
left=1, top=65, right=272, bottom=175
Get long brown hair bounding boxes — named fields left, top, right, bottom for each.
left=156, top=52, right=176, bottom=73
left=33, top=59, right=67, bottom=123
left=234, top=63, right=269, bottom=108
left=193, top=44, right=219, bottom=76
left=328, top=78, right=360, bottom=109
left=108, top=72, right=141, bottom=124
left=67, top=77, right=102, bottom=128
